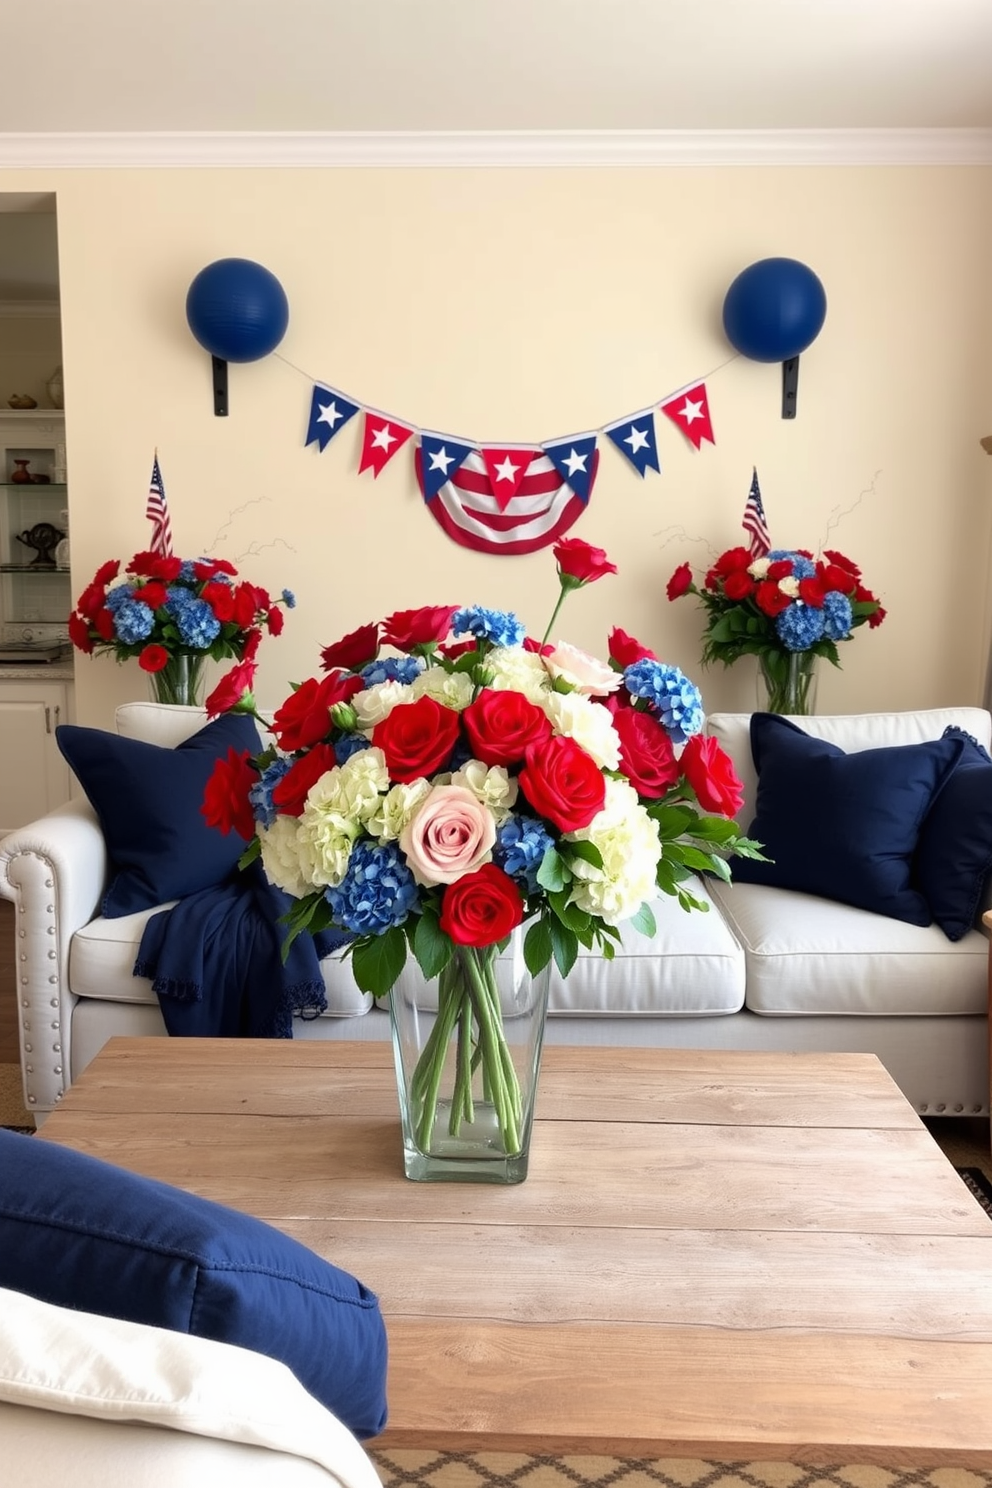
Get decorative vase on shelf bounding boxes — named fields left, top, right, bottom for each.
left=757, top=650, right=819, bottom=715
left=10, top=460, right=32, bottom=484
left=148, top=653, right=206, bottom=708
left=388, top=933, right=551, bottom=1185
left=46, top=366, right=64, bottom=410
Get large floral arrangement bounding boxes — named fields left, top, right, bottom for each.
left=666, top=545, right=885, bottom=712
left=203, top=538, right=760, bottom=1156
left=68, top=550, right=294, bottom=712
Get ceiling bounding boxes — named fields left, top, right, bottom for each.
left=2, top=0, right=992, bottom=136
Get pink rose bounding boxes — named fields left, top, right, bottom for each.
left=541, top=641, right=623, bottom=697
left=400, top=785, right=497, bottom=886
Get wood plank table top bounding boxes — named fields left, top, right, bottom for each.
left=39, top=1039, right=992, bottom=1468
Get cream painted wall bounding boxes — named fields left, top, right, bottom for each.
left=0, top=163, right=989, bottom=730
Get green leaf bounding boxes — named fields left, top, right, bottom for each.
left=688, top=815, right=741, bottom=843
left=629, top=901, right=657, bottom=939
left=536, top=846, right=570, bottom=893
left=549, top=919, right=579, bottom=978
left=564, top=839, right=604, bottom=870
left=524, top=918, right=554, bottom=976
left=352, top=928, right=407, bottom=998
left=413, top=910, right=453, bottom=981
left=237, top=837, right=261, bottom=871
left=648, top=803, right=696, bottom=837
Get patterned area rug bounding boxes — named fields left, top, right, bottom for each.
left=0, top=1063, right=33, bottom=1132
left=368, top=1449, right=992, bottom=1488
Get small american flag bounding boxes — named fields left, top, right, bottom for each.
left=145, top=454, right=174, bottom=557
left=742, top=467, right=771, bottom=558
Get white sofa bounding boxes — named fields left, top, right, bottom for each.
left=1, top=702, right=989, bottom=1122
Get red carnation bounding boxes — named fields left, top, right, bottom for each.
left=94, top=559, right=120, bottom=586
left=93, top=607, right=116, bottom=640
left=612, top=708, right=680, bottom=799
left=201, top=581, right=236, bottom=621
left=609, top=627, right=657, bottom=667
left=462, top=688, right=553, bottom=767
left=821, top=564, right=857, bottom=594
left=194, top=558, right=238, bottom=581
left=128, top=552, right=182, bottom=582
left=822, top=549, right=861, bottom=579
left=372, top=696, right=461, bottom=783
left=754, top=581, right=792, bottom=617
left=553, top=537, right=618, bottom=586
left=76, top=579, right=111, bottom=620
left=68, top=612, right=94, bottom=653
left=231, top=582, right=264, bottom=629
left=201, top=748, right=256, bottom=841
left=320, top=623, right=380, bottom=673
left=138, top=644, right=170, bottom=674
left=666, top=564, right=693, bottom=601
left=518, top=734, right=606, bottom=833
left=868, top=605, right=887, bottom=629
left=272, top=743, right=337, bottom=817
left=439, top=864, right=524, bottom=948
left=381, top=606, right=458, bottom=651
left=136, top=580, right=167, bottom=612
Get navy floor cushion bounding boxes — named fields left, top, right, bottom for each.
left=0, top=1129, right=388, bottom=1439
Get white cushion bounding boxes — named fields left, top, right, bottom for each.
left=0, top=1287, right=382, bottom=1488
left=707, top=707, right=992, bottom=822
left=708, top=880, right=989, bottom=1016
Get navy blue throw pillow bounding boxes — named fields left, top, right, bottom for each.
left=913, top=726, right=992, bottom=940
left=0, top=1129, right=388, bottom=1438
left=731, top=714, right=964, bottom=924
left=56, top=713, right=262, bottom=918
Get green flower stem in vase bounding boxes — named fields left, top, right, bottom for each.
left=757, top=649, right=818, bottom=715
left=149, top=652, right=207, bottom=707
left=388, top=936, right=551, bottom=1185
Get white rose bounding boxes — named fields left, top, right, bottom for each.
left=566, top=778, right=661, bottom=925
left=257, top=816, right=311, bottom=900
left=368, top=777, right=433, bottom=841
left=451, top=758, right=518, bottom=822
left=542, top=641, right=623, bottom=697
left=748, top=558, right=770, bottom=579
left=410, top=665, right=474, bottom=711
left=778, top=576, right=800, bottom=598
left=352, top=680, right=413, bottom=731
left=486, top=646, right=552, bottom=704
left=544, top=692, right=622, bottom=771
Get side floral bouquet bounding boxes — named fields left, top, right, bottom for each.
left=203, top=539, right=763, bottom=1159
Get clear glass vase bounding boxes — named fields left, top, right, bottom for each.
left=149, top=652, right=207, bottom=707
left=388, top=932, right=551, bottom=1185
left=757, top=650, right=819, bottom=715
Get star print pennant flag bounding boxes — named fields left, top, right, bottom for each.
left=479, top=447, right=538, bottom=511
left=305, top=384, right=360, bottom=452
left=541, top=433, right=599, bottom=503
left=659, top=382, right=715, bottom=450
left=419, top=432, right=475, bottom=500
left=415, top=447, right=598, bottom=556
left=357, top=411, right=415, bottom=478
left=604, top=409, right=661, bottom=478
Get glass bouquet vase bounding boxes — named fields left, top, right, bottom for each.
left=757, top=649, right=819, bottom=715
left=149, top=652, right=207, bottom=707
left=388, top=931, right=552, bottom=1185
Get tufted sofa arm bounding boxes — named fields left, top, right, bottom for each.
left=0, top=797, right=109, bottom=1113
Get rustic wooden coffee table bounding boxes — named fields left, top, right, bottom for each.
left=39, top=1039, right=992, bottom=1467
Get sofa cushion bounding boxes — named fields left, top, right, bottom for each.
left=913, top=726, right=992, bottom=941
left=56, top=713, right=262, bottom=919
left=730, top=714, right=964, bottom=925
left=0, top=1129, right=388, bottom=1439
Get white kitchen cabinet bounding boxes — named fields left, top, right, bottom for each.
left=0, top=677, right=73, bottom=833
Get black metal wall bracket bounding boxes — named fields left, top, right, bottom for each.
left=212, top=356, right=229, bottom=417
left=782, top=356, right=799, bottom=419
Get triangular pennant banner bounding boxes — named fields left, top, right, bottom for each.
left=479, top=448, right=537, bottom=511
left=604, top=411, right=661, bottom=478
left=659, top=382, right=715, bottom=450
left=419, top=432, right=475, bottom=501
left=415, top=447, right=597, bottom=556
left=305, top=385, right=360, bottom=451
left=541, top=433, right=598, bottom=503
left=357, top=413, right=415, bottom=478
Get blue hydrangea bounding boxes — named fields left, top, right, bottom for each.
left=360, top=656, right=423, bottom=687
left=112, top=597, right=156, bottom=646
left=334, top=733, right=371, bottom=765
left=494, top=815, right=554, bottom=893
left=324, top=841, right=418, bottom=935
left=452, top=606, right=525, bottom=649
left=165, top=585, right=195, bottom=615
left=174, top=597, right=222, bottom=649
left=104, top=584, right=134, bottom=613
left=767, top=549, right=816, bottom=579
left=281, top=589, right=296, bottom=608
left=176, top=560, right=199, bottom=583
left=822, top=590, right=853, bottom=641
left=775, top=602, right=825, bottom=651
left=249, top=757, right=293, bottom=828
left=623, top=660, right=704, bottom=744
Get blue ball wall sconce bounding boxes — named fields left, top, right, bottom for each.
left=185, top=258, right=289, bottom=416
left=722, top=257, right=827, bottom=419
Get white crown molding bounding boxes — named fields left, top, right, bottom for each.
left=0, top=299, right=60, bottom=317
left=0, top=128, right=991, bottom=169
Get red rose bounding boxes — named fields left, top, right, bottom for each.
left=518, top=735, right=606, bottom=833
left=68, top=612, right=94, bottom=653
left=205, top=659, right=257, bottom=719
left=320, top=623, right=380, bottom=673
left=231, top=582, right=265, bottom=629
left=272, top=743, right=337, bottom=817
left=201, top=580, right=236, bottom=621
left=372, top=696, right=461, bottom=783
left=201, top=748, right=256, bottom=841
left=608, top=627, right=657, bottom=666
left=241, top=628, right=262, bottom=663
left=713, top=547, right=753, bottom=576
left=462, top=688, right=553, bottom=767
left=271, top=672, right=363, bottom=753
left=665, top=564, right=693, bottom=601
left=722, top=571, right=756, bottom=601
left=93, top=607, right=116, bottom=640
left=266, top=605, right=284, bottom=636
left=754, top=581, right=792, bottom=617
left=439, top=864, right=524, bottom=948
left=136, top=580, right=167, bottom=612
left=128, top=552, right=182, bottom=582
left=381, top=606, right=458, bottom=651
left=553, top=537, right=617, bottom=585
left=612, top=709, right=680, bottom=799
left=798, top=577, right=825, bottom=607
left=679, top=735, right=745, bottom=817
left=767, top=559, right=793, bottom=581
left=76, top=579, right=111, bottom=620
left=138, top=644, right=170, bottom=674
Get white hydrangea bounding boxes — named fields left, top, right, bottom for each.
left=257, top=816, right=311, bottom=900
left=368, top=777, right=433, bottom=842
left=544, top=692, right=622, bottom=771
left=352, top=680, right=413, bottom=731
left=295, top=803, right=360, bottom=889
left=410, top=665, right=474, bottom=711
left=332, top=747, right=391, bottom=821
left=485, top=646, right=552, bottom=704
left=451, top=758, right=518, bottom=823
left=565, top=778, right=661, bottom=926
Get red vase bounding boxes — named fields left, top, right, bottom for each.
left=10, top=460, right=31, bottom=484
